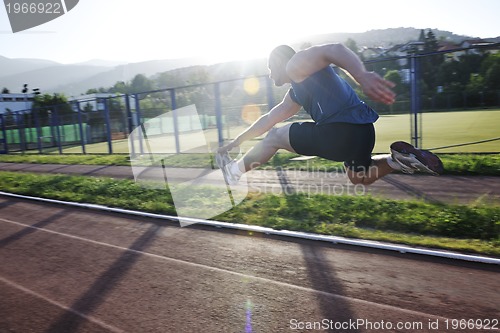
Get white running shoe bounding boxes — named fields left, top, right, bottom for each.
left=215, top=151, right=241, bottom=185
left=215, top=150, right=232, bottom=169
left=390, top=141, right=444, bottom=176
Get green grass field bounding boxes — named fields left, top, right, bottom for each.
left=5, top=109, right=500, bottom=154
left=374, top=109, right=500, bottom=153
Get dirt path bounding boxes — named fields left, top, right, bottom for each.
left=1, top=162, right=499, bottom=205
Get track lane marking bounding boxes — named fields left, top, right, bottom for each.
left=1, top=191, right=498, bottom=264
left=0, top=216, right=453, bottom=322
left=0, top=275, right=126, bottom=333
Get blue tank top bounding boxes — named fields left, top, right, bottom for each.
left=289, top=66, right=379, bottom=125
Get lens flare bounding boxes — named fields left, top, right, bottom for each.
left=245, top=299, right=253, bottom=333
left=241, top=104, right=262, bottom=125
left=243, top=77, right=260, bottom=96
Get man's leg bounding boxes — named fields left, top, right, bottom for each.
left=345, top=155, right=394, bottom=185
left=217, top=124, right=294, bottom=185
left=238, top=123, right=295, bottom=172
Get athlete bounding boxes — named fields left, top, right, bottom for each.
left=216, top=43, right=443, bottom=185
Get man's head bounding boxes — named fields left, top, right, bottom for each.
left=268, top=45, right=296, bottom=86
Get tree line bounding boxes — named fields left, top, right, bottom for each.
left=351, top=30, right=500, bottom=111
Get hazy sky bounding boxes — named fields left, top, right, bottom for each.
left=1, top=0, right=499, bottom=64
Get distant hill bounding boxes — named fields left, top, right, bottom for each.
left=0, top=57, right=211, bottom=96
left=1, top=64, right=110, bottom=95
left=74, top=59, right=128, bottom=67
left=1, top=27, right=495, bottom=96
left=0, top=56, right=60, bottom=78
left=291, top=27, right=472, bottom=49
left=50, top=58, right=210, bottom=95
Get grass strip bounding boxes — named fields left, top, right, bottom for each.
left=0, top=171, right=498, bottom=256
left=0, top=152, right=499, bottom=175
left=0, top=171, right=175, bottom=215
left=0, top=154, right=131, bottom=166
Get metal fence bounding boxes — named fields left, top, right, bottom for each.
left=1, top=44, right=499, bottom=155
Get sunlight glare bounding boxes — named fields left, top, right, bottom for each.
left=243, top=77, right=260, bottom=95
left=241, top=104, right=262, bottom=124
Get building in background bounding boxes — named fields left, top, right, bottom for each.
left=0, top=93, right=35, bottom=115
left=69, top=93, right=119, bottom=112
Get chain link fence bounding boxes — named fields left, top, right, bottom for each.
left=1, top=45, right=499, bottom=155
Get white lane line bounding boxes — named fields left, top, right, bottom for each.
left=1, top=191, right=498, bottom=264
left=0, top=275, right=125, bottom=333
left=0, top=217, right=452, bottom=322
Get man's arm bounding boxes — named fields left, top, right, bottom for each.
left=218, top=90, right=301, bottom=152
left=286, top=43, right=396, bottom=105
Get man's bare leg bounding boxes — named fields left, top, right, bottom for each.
left=346, top=155, right=395, bottom=185
left=236, top=124, right=295, bottom=173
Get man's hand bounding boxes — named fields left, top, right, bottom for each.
left=217, top=139, right=240, bottom=154
left=358, top=71, right=396, bottom=105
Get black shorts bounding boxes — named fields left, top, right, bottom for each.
left=289, top=122, right=375, bottom=172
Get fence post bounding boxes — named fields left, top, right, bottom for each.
left=75, top=102, right=86, bottom=154
left=125, top=94, right=133, bottom=135
left=103, top=98, right=113, bottom=154
left=0, top=114, right=7, bottom=154
left=16, top=113, right=26, bottom=153
left=409, top=54, right=422, bottom=148
left=214, top=82, right=224, bottom=147
left=124, top=94, right=135, bottom=158
left=53, top=106, right=63, bottom=154
left=33, top=108, right=42, bottom=153
left=170, top=89, right=180, bottom=154
left=134, top=94, right=144, bottom=156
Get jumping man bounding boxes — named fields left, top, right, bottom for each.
left=216, top=43, right=443, bottom=185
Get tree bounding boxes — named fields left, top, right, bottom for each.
left=130, top=74, right=153, bottom=94
left=418, top=29, right=426, bottom=43
left=479, top=53, right=500, bottom=90
left=436, top=60, right=461, bottom=91
left=480, top=53, right=500, bottom=76
left=420, top=29, right=443, bottom=92
left=384, top=70, right=407, bottom=95
left=466, top=74, right=486, bottom=94
left=424, top=30, right=439, bottom=53
left=485, top=63, right=500, bottom=90
left=110, top=81, right=129, bottom=94
left=1, top=87, right=10, bottom=94
left=85, top=88, right=100, bottom=94
left=32, top=93, right=73, bottom=125
left=345, top=38, right=360, bottom=55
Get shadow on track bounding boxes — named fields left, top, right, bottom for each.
left=0, top=209, right=70, bottom=248
left=300, top=243, right=361, bottom=333
left=45, top=223, right=162, bottom=333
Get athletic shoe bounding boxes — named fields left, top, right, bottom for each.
left=215, top=151, right=240, bottom=185
left=215, top=150, right=232, bottom=169
left=390, top=141, right=444, bottom=176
